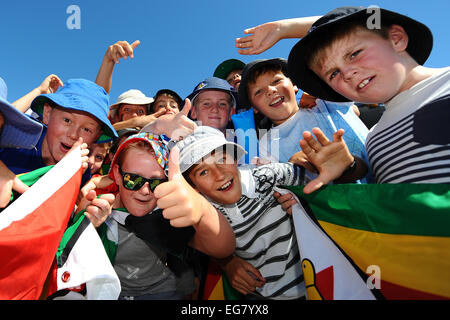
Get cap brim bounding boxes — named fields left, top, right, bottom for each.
left=288, top=7, right=433, bottom=102
left=214, top=59, right=246, bottom=79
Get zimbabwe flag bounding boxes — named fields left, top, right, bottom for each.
left=283, top=183, right=450, bottom=300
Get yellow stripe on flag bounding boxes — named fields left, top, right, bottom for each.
left=320, top=220, right=450, bottom=298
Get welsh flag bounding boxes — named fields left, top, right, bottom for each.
left=0, top=147, right=120, bottom=300
left=283, top=183, right=450, bottom=300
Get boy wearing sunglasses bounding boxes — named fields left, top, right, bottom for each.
left=104, top=132, right=235, bottom=299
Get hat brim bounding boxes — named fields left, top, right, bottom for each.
left=0, top=97, right=43, bottom=149
left=238, top=58, right=288, bottom=108
left=31, top=94, right=117, bottom=143
left=179, top=139, right=246, bottom=174
left=288, top=7, right=433, bottom=102
left=214, top=59, right=246, bottom=80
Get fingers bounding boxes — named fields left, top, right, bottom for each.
left=151, top=108, right=166, bottom=118
left=332, top=128, right=345, bottom=142
left=180, top=98, right=191, bottom=116
left=168, top=146, right=182, bottom=181
left=12, top=177, right=29, bottom=195
left=84, top=193, right=115, bottom=228
left=303, top=178, right=325, bottom=195
left=311, top=127, right=330, bottom=147
left=109, top=40, right=139, bottom=63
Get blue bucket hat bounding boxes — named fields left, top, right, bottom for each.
left=186, top=77, right=238, bottom=109
left=0, top=96, right=43, bottom=149
left=30, top=79, right=118, bottom=142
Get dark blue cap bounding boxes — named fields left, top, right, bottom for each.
left=186, top=77, right=238, bottom=108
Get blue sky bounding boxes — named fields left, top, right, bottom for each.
left=0, top=0, right=448, bottom=105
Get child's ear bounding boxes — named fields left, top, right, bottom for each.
left=389, top=24, right=409, bottom=53
left=189, top=105, right=198, bottom=120
left=293, top=85, right=299, bottom=94
left=42, top=103, right=53, bottom=125
left=111, top=164, right=122, bottom=186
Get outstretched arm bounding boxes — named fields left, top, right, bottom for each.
left=12, top=74, right=63, bottom=113
left=95, top=40, right=140, bottom=94
left=236, top=16, right=321, bottom=55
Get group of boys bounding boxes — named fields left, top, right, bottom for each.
left=0, top=5, right=448, bottom=300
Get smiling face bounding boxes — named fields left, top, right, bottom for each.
left=152, top=94, right=180, bottom=115
left=190, top=90, right=234, bottom=133
left=187, top=150, right=241, bottom=205
left=42, top=104, right=102, bottom=165
left=310, top=25, right=410, bottom=104
left=248, top=70, right=299, bottom=126
left=226, top=69, right=243, bottom=90
left=112, top=145, right=165, bottom=216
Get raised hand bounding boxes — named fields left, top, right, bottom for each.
left=300, top=127, right=354, bottom=194
left=235, top=21, right=282, bottom=55
left=106, top=40, right=140, bottom=64
left=142, top=98, right=196, bottom=140
left=38, top=74, right=64, bottom=94
left=154, top=146, right=204, bottom=227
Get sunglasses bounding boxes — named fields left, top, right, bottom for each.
left=119, top=168, right=167, bottom=191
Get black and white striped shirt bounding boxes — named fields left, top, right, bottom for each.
left=211, top=163, right=308, bottom=299
left=366, top=67, right=450, bottom=183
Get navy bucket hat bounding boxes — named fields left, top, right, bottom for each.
left=31, top=79, right=118, bottom=142
left=287, top=6, right=433, bottom=102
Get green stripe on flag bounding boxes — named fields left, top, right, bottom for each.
left=283, top=184, right=450, bottom=237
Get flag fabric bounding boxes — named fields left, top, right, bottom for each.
left=283, top=183, right=450, bottom=300
left=0, top=147, right=82, bottom=299
left=50, top=210, right=121, bottom=300
left=0, top=147, right=121, bottom=300
left=201, top=259, right=243, bottom=300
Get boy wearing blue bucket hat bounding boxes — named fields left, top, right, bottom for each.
left=0, top=78, right=118, bottom=175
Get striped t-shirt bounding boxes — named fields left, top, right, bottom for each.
left=366, top=67, right=450, bottom=183
left=210, top=163, right=308, bottom=299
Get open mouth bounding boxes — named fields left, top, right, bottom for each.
left=269, top=96, right=284, bottom=107
left=60, top=142, right=72, bottom=152
left=357, top=76, right=374, bottom=90
left=217, top=179, right=233, bottom=191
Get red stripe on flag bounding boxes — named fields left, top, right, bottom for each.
left=0, top=168, right=82, bottom=300
left=380, top=280, right=448, bottom=300
left=202, top=260, right=223, bottom=300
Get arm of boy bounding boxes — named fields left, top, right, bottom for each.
left=236, top=16, right=321, bottom=55
left=12, top=74, right=63, bottom=113
left=300, top=127, right=367, bottom=194
left=216, top=255, right=266, bottom=296
left=95, top=40, right=140, bottom=94
left=0, top=160, right=29, bottom=208
left=154, top=146, right=236, bottom=259
left=112, top=108, right=166, bottom=131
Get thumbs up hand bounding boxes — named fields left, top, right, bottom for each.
left=153, top=146, right=204, bottom=227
